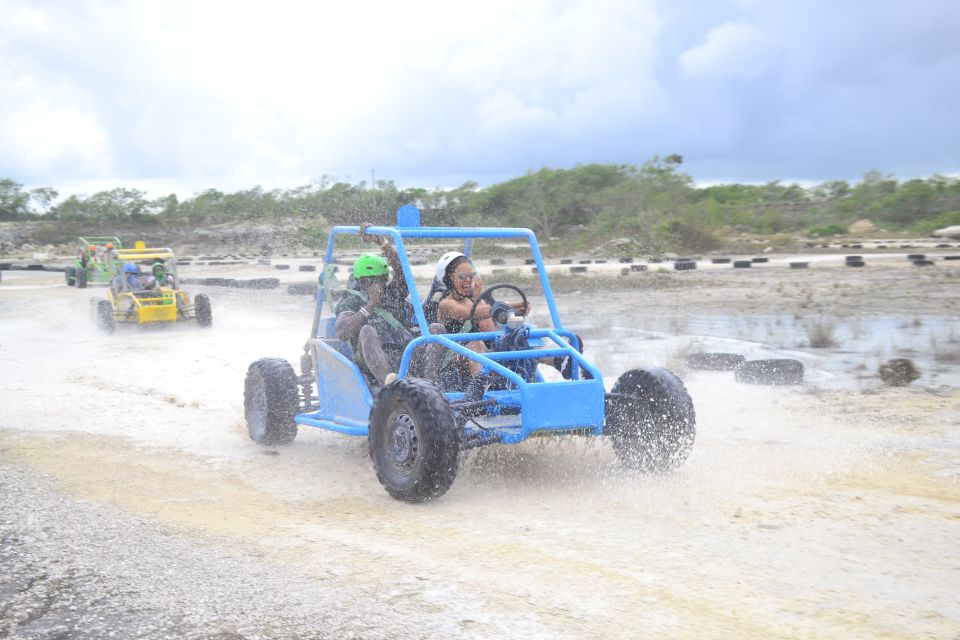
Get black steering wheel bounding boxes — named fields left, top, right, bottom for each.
left=469, top=283, right=529, bottom=329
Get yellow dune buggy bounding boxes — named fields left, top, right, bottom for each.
left=90, top=247, right=212, bottom=334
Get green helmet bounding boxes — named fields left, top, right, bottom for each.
left=353, top=253, right=389, bottom=279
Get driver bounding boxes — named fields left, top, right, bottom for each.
left=144, top=262, right=175, bottom=289
left=434, top=252, right=586, bottom=389
left=435, top=253, right=528, bottom=390
left=335, top=225, right=444, bottom=387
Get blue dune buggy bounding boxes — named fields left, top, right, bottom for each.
left=243, top=206, right=695, bottom=502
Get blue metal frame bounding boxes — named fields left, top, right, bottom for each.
left=299, top=207, right=606, bottom=444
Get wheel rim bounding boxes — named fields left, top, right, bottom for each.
left=386, top=410, right=420, bottom=475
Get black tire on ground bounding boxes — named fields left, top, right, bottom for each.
left=846, top=260, right=866, bottom=267
left=711, top=258, right=732, bottom=264
left=605, top=367, right=696, bottom=472
left=244, top=358, right=298, bottom=446
left=674, top=260, right=697, bottom=271
left=686, top=352, right=746, bottom=371
left=65, top=267, right=77, bottom=286
left=368, top=378, right=460, bottom=503
left=734, top=359, right=804, bottom=385
left=96, top=299, right=114, bottom=334
left=912, top=259, right=935, bottom=267
left=790, top=262, right=809, bottom=269
left=733, top=260, right=752, bottom=268
left=195, top=293, right=212, bottom=327
left=77, top=269, right=88, bottom=289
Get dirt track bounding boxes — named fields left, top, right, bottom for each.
left=1, top=265, right=959, bottom=639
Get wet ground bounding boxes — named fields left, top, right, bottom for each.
left=1, top=264, right=959, bottom=639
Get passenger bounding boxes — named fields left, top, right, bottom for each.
left=335, top=225, right=443, bottom=387
left=111, top=262, right=144, bottom=295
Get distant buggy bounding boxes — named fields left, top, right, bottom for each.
left=90, top=246, right=212, bottom=333
left=244, top=206, right=695, bottom=502
left=65, top=236, right=122, bottom=288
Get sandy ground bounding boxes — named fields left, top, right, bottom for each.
left=1, top=263, right=959, bottom=639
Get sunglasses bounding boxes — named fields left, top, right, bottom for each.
left=455, top=273, right=477, bottom=282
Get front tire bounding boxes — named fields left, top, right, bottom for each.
left=244, top=358, right=298, bottom=445
left=195, top=293, right=212, bottom=327
left=96, top=299, right=114, bottom=334
left=606, top=367, right=695, bottom=472
left=368, top=378, right=460, bottom=503
left=77, top=269, right=88, bottom=289
left=65, top=267, right=77, bottom=286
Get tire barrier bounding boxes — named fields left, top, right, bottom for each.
left=674, top=259, right=697, bottom=271
left=570, top=266, right=588, bottom=273
left=686, top=352, right=745, bottom=371
left=912, top=259, right=935, bottom=267
left=846, top=260, right=866, bottom=267
left=630, top=264, right=647, bottom=272
left=490, top=259, right=505, bottom=265
left=907, top=254, right=925, bottom=260
left=936, top=243, right=952, bottom=248
left=733, top=260, right=752, bottom=268
left=711, top=258, right=731, bottom=264
left=560, top=259, right=573, bottom=264
left=648, top=257, right=663, bottom=263
left=579, top=259, right=592, bottom=264
left=525, top=258, right=536, bottom=264
left=0, top=263, right=10, bottom=270
left=299, top=265, right=316, bottom=272
left=287, top=283, right=318, bottom=295
left=845, top=255, right=863, bottom=262
left=851, top=244, right=863, bottom=249
left=790, top=261, right=809, bottom=269
left=595, top=259, right=608, bottom=263
left=735, top=358, right=804, bottom=385
left=945, top=256, right=960, bottom=261
left=274, top=264, right=290, bottom=270
left=27, top=264, right=45, bottom=271
left=618, top=257, right=634, bottom=263
left=751, top=257, right=769, bottom=263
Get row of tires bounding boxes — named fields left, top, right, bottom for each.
left=686, top=352, right=804, bottom=385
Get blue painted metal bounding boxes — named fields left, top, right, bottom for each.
left=301, top=205, right=608, bottom=446
left=311, top=339, right=372, bottom=429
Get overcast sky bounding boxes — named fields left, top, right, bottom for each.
left=2, top=0, right=959, bottom=198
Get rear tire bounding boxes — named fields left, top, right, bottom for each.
left=244, top=358, right=298, bottom=446
left=65, top=267, right=77, bottom=286
left=368, top=378, right=460, bottom=503
left=606, top=367, right=696, bottom=472
left=96, top=299, right=114, bottom=334
left=77, top=269, right=88, bottom=289
left=195, top=293, right=212, bottom=327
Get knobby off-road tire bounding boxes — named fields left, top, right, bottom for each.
left=606, top=367, right=696, bottom=472
left=368, top=378, right=460, bottom=503
left=65, top=267, right=77, bottom=286
left=77, top=269, right=88, bottom=288
left=244, top=358, right=298, bottom=446
left=96, top=299, right=114, bottom=334
left=194, top=293, right=213, bottom=327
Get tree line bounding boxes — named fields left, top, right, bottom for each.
left=2, top=158, right=959, bottom=252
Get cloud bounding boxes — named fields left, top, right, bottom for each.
left=0, top=0, right=958, bottom=196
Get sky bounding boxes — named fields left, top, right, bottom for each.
left=1, top=0, right=959, bottom=200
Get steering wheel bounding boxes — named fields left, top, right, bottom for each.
left=469, top=283, right=529, bottom=329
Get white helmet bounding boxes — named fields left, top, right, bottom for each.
left=435, top=251, right=467, bottom=283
